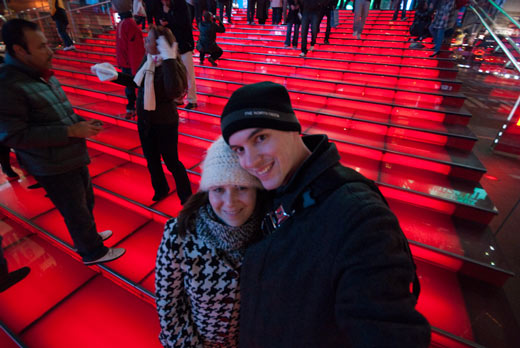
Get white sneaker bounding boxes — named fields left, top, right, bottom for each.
left=356, top=34, right=361, bottom=40
left=84, top=247, right=125, bottom=265
left=63, top=45, right=76, bottom=51
left=98, top=230, right=112, bottom=241
left=309, top=45, right=315, bottom=51
left=352, top=31, right=358, bottom=37
left=299, top=52, right=306, bottom=57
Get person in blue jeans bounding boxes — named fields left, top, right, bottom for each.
left=299, top=0, right=322, bottom=57
left=284, top=0, right=301, bottom=48
left=429, top=0, right=454, bottom=56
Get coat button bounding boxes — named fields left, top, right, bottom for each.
left=222, top=297, right=234, bottom=304
left=219, top=317, right=230, bottom=322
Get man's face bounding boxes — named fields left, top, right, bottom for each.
left=228, top=128, right=301, bottom=190
left=18, top=29, right=53, bottom=72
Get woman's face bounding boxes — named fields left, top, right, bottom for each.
left=208, top=185, right=257, bottom=227
left=144, top=30, right=159, bottom=55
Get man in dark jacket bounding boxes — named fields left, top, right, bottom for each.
left=0, top=19, right=125, bottom=265
left=220, top=81, right=431, bottom=347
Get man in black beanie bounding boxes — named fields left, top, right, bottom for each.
left=221, top=81, right=431, bottom=347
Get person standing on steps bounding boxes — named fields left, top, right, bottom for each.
left=0, top=19, right=125, bottom=265
left=299, top=0, right=325, bottom=57
left=112, top=0, right=146, bottom=119
left=49, top=0, right=76, bottom=51
left=220, top=81, right=431, bottom=347
left=156, top=0, right=198, bottom=109
left=91, top=25, right=193, bottom=205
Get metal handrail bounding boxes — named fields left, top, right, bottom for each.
left=485, top=0, right=520, bottom=30
left=468, top=4, right=520, bottom=74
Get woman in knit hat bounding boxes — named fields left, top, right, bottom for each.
left=155, top=136, right=267, bottom=348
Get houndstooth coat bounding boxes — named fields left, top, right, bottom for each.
left=155, top=218, right=241, bottom=348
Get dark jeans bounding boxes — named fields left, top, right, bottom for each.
left=429, top=25, right=445, bottom=53
left=301, top=11, right=321, bottom=54
left=272, top=7, right=282, bottom=24
left=144, top=0, right=156, bottom=25
left=34, top=166, right=108, bottom=263
left=0, top=143, right=11, bottom=171
left=54, top=17, right=73, bottom=47
left=217, top=1, right=232, bottom=21
left=200, top=46, right=223, bottom=62
left=121, top=67, right=136, bottom=111
left=138, top=121, right=192, bottom=203
left=285, top=22, right=300, bottom=47
left=247, top=0, right=257, bottom=23
left=392, top=0, right=407, bottom=19
left=373, top=0, right=382, bottom=9
left=323, top=9, right=332, bottom=41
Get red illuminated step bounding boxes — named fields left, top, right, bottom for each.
left=0, top=215, right=162, bottom=348
left=51, top=62, right=472, bottom=138
left=0, top=180, right=511, bottom=348
left=388, top=198, right=512, bottom=286
left=52, top=75, right=486, bottom=185
left=54, top=49, right=462, bottom=96
left=72, top=99, right=498, bottom=228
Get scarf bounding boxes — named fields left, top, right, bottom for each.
left=195, top=204, right=263, bottom=267
left=133, top=54, right=162, bottom=111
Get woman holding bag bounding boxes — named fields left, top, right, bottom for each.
left=91, top=25, right=192, bottom=204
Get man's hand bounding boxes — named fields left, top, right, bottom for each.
left=67, top=119, right=103, bottom=138
left=159, top=19, right=168, bottom=27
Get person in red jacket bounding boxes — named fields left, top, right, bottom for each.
left=113, top=0, right=146, bottom=118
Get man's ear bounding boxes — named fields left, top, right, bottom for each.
left=12, top=44, right=29, bottom=60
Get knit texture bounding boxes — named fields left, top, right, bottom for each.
left=195, top=204, right=263, bottom=267
left=199, top=137, right=262, bottom=191
left=220, top=82, right=301, bottom=143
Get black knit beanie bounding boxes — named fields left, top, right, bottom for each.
left=220, top=82, right=301, bottom=144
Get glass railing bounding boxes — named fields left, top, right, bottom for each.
left=4, top=0, right=114, bottom=49
left=452, top=0, right=520, bottom=156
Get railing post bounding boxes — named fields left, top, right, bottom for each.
left=66, top=0, right=79, bottom=43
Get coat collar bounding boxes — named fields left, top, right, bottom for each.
left=272, top=134, right=341, bottom=214
left=4, top=53, right=53, bottom=82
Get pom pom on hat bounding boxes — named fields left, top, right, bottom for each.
left=199, top=137, right=262, bottom=191
left=220, top=81, right=301, bottom=144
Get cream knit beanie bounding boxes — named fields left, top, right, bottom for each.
left=199, top=137, right=262, bottom=191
